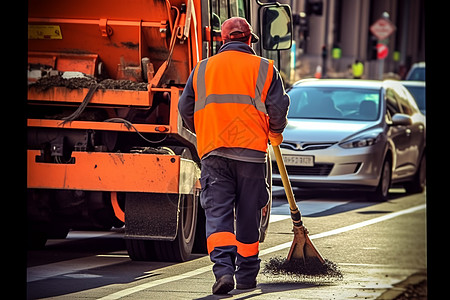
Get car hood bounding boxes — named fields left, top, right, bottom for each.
left=283, top=119, right=375, bottom=143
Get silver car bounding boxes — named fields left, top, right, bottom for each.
left=271, top=79, right=426, bottom=201
left=405, top=62, right=425, bottom=81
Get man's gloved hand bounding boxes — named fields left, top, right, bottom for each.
left=269, top=131, right=283, bottom=146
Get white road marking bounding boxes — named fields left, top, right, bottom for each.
left=96, top=254, right=130, bottom=258
left=28, top=199, right=346, bottom=282
left=270, top=199, right=350, bottom=216
left=269, top=198, right=355, bottom=222
left=260, top=204, right=425, bottom=256
left=98, top=203, right=425, bottom=300
left=268, top=214, right=290, bottom=223
left=66, top=231, right=119, bottom=239
left=98, top=265, right=213, bottom=300
left=45, top=230, right=122, bottom=246
left=27, top=254, right=130, bottom=283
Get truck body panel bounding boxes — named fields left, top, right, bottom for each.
left=27, top=0, right=288, bottom=261
left=28, top=150, right=181, bottom=193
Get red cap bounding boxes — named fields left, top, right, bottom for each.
left=221, top=17, right=259, bottom=43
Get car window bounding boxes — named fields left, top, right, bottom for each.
left=395, top=86, right=415, bottom=116
left=402, top=86, right=421, bottom=114
left=406, top=67, right=425, bottom=81
left=287, top=87, right=380, bottom=121
left=404, top=85, right=425, bottom=113
left=385, top=88, right=400, bottom=121
left=210, top=0, right=247, bottom=55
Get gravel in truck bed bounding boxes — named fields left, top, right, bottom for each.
left=30, top=75, right=148, bottom=91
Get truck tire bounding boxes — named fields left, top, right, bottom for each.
left=151, top=146, right=198, bottom=261
left=125, top=192, right=199, bottom=262
left=27, top=222, right=48, bottom=249
left=153, top=193, right=198, bottom=262
left=125, top=147, right=200, bottom=262
left=192, top=205, right=207, bottom=254
left=125, top=239, right=156, bottom=261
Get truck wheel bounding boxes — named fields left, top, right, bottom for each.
left=125, top=239, right=156, bottom=261
left=125, top=146, right=199, bottom=262
left=125, top=192, right=198, bottom=262
left=192, top=204, right=207, bottom=254
left=151, top=146, right=199, bottom=261
left=153, top=193, right=198, bottom=262
left=27, top=222, right=48, bottom=249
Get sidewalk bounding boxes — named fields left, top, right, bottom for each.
left=377, top=271, right=427, bottom=300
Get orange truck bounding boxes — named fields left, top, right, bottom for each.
left=27, top=0, right=292, bottom=261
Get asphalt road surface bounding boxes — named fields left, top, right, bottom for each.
left=27, top=188, right=426, bottom=299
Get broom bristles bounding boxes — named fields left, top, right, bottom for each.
left=263, top=256, right=343, bottom=280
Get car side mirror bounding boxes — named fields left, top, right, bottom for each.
left=261, top=4, right=293, bottom=51
left=391, top=113, right=413, bottom=126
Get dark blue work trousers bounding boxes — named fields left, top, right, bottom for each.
left=200, top=155, right=269, bottom=285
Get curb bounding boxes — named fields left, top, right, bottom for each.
left=376, top=271, right=427, bottom=300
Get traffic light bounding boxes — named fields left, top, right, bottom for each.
left=368, top=35, right=378, bottom=60
left=306, top=0, right=323, bottom=16
left=293, top=12, right=308, bottom=32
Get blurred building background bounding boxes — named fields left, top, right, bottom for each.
left=280, top=0, right=425, bottom=83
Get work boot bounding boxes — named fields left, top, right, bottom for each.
left=212, top=274, right=234, bottom=294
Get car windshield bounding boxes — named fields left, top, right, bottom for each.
left=287, top=86, right=381, bottom=121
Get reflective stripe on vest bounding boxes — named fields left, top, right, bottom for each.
left=193, top=51, right=274, bottom=158
left=207, top=231, right=259, bottom=257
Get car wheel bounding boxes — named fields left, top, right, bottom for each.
left=405, top=153, right=426, bottom=194
left=370, top=158, right=391, bottom=202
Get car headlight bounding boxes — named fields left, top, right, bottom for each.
left=339, top=131, right=382, bottom=149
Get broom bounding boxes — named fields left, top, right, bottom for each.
left=264, top=145, right=341, bottom=278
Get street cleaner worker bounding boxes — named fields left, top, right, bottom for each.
left=352, top=59, right=364, bottom=79
left=178, top=17, right=290, bottom=295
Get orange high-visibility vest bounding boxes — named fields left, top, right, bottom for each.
left=192, top=50, right=274, bottom=159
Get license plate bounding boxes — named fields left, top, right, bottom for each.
left=283, top=155, right=314, bottom=167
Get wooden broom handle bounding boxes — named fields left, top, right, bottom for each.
left=272, top=145, right=303, bottom=226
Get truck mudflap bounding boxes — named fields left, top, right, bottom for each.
left=124, top=192, right=180, bottom=241
left=123, top=150, right=201, bottom=262
left=123, top=155, right=201, bottom=242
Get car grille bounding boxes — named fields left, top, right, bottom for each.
left=272, top=163, right=334, bottom=176
left=280, top=141, right=337, bottom=151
